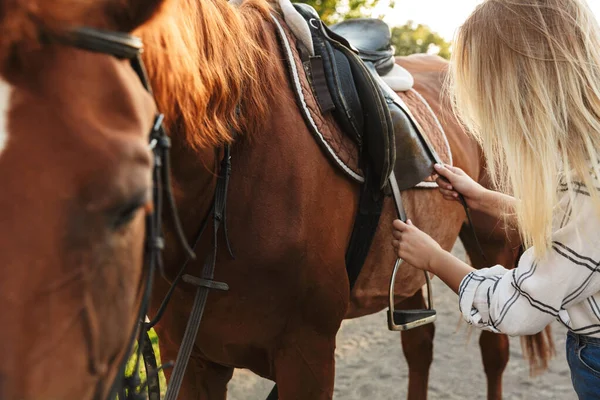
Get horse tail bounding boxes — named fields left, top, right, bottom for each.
left=520, top=326, right=556, bottom=376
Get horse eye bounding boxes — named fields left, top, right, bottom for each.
left=110, top=191, right=150, bottom=230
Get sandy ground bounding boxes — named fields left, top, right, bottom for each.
left=227, top=241, right=577, bottom=400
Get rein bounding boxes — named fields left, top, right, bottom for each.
left=148, top=145, right=234, bottom=400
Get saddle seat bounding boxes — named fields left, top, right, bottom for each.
left=330, top=18, right=391, bottom=53
left=329, top=19, right=414, bottom=92
left=330, top=18, right=395, bottom=75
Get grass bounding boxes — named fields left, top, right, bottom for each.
left=123, top=328, right=168, bottom=398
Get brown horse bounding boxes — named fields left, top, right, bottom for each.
left=138, top=0, right=553, bottom=398
left=0, top=0, right=171, bottom=398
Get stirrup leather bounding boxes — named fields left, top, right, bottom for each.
left=387, top=171, right=437, bottom=331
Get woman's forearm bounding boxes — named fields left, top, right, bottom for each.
left=429, top=249, right=476, bottom=293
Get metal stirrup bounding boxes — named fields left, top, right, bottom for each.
left=387, top=171, right=437, bottom=331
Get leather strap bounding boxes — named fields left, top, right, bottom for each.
left=63, top=27, right=143, bottom=59
left=389, top=171, right=407, bottom=222
left=344, top=166, right=384, bottom=289
left=163, top=145, right=232, bottom=400
left=309, top=56, right=336, bottom=112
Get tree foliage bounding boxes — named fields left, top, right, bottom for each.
left=390, top=21, right=451, bottom=59
left=298, top=0, right=384, bottom=25
left=295, top=1, right=451, bottom=59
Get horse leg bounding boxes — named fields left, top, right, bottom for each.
left=158, top=335, right=234, bottom=400
left=272, top=326, right=337, bottom=400
left=150, top=287, right=234, bottom=399
left=479, top=330, right=509, bottom=400
left=189, top=357, right=235, bottom=400
left=399, top=288, right=435, bottom=400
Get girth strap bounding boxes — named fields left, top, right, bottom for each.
left=344, top=167, right=384, bottom=289
left=163, top=145, right=233, bottom=400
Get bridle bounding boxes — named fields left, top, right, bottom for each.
left=58, top=27, right=195, bottom=399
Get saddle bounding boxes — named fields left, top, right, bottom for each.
left=292, top=4, right=439, bottom=191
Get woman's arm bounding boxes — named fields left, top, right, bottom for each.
left=391, top=219, right=475, bottom=293
left=475, top=188, right=518, bottom=227
left=392, top=190, right=600, bottom=336
left=434, top=164, right=521, bottom=242
left=434, top=164, right=517, bottom=223
left=428, top=248, right=475, bottom=293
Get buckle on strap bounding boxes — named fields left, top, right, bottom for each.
left=147, top=237, right=165, bottom=251
left=182, top=274, right=229, bottom=291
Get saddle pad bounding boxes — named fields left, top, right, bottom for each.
left=397, top=88, right=452, bottom=187
left=275, top=0, right=314, bottom=56
left=272, top=15, right=363, bottom=182
left=381, top=63, right=414, bottom=92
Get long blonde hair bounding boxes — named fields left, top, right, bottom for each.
left=449, top=0, right=600, bottom=256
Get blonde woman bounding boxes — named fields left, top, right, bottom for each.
left=392, top=0, right=600, bottom=397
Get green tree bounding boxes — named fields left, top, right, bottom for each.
left=390, top=21, right=451, bottom=59
left=298, top=0, right=386, bottom=25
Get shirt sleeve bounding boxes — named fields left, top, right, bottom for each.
left=458, top=189, right=600, bottom=336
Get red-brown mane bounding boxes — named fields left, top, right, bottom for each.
left=139, top=0, right=281, bottom=149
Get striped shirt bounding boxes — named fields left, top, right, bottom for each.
left=459, top=181, right=600, bottom=337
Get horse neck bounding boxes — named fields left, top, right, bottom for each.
left=140, top=0, right=279, bottom=152
left=140, top=0, right=285, bottom=272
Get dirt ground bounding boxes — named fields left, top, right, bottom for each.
left=226, top=241, right=576, bottom=400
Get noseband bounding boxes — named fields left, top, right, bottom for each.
left=59, top=27, right=195, bottom=399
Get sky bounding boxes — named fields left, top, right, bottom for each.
left=370, top=0, right=600, bottom=40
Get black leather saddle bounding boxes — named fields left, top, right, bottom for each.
left=294, top=3, right=396, bottom=189
left=292, top=4, right=437, bottom=191
left=330, top=18, right=395, bottom=75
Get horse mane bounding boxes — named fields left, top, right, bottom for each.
left=139, top=0, right=281, bottom=149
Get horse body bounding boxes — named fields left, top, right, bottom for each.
left=144, top=1, right=467, bottom=397
left=140, top=0, right=550, bottom=398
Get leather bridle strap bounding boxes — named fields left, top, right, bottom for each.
left=109, top=114, right=165, bottom=400
left=56, top=26, right=196, bottom=400
left=63, top=27, right=143, bottom=59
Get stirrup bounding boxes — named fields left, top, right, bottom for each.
left=387, top=259, right=436, bottom=331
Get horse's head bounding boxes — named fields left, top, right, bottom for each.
left=0, top=0, right=167, bottom=398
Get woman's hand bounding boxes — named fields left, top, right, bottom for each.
left=392, top=219, right=475, bottom=292
left=434, top=164, right=487, bottom=210
left=392, top=219, right=444, bottom=272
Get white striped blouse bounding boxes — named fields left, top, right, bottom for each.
left=459, top=180, right=600, bottom=337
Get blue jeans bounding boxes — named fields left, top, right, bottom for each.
left=567, top=331, right=600, bottom=399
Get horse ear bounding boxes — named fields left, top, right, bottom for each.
left=107, top=0, right=167, bottom=33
